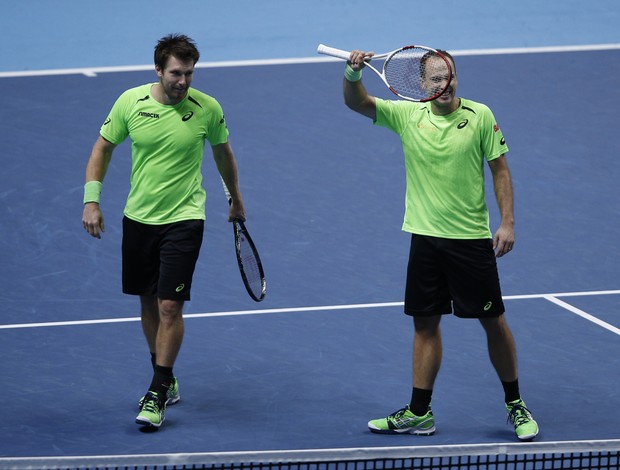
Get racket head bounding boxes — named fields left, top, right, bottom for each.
left=232, top=219, right=266, bottom=302
left=383, top=46, right=453, bottom=102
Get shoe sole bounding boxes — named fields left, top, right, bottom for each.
left=516, top=430, right=539, bottom=441
left=166, top=395, right=180, bottom=406
left=368, top=424, right=436, bottom=436
left=135, top=416, right=164, bottom=428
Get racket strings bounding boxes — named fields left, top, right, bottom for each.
left=237, top=233, right=264, bottom=297
left=384, top=48, right=451, bottom=101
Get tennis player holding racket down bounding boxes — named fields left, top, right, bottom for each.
left=81, top=34, right=246, bottom=429
left=342, top=49, right=538, bottom=441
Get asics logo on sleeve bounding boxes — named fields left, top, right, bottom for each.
left=103, top=118, right=111, bottom=125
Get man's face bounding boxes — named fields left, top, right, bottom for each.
left=156, top=55, right=195, bottom=104
left=422, top=56, right=457, bottom=109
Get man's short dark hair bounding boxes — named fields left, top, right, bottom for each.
left=154, top=34, right=200, bottom=70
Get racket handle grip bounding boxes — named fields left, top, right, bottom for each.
left=220, top=176, right=232, bottom=205
left=317, top=44, right=351, bottom=60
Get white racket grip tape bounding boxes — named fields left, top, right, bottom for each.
left=220, top=176, right=232, bottom=204
left=317, top=44, right=352, bottom=60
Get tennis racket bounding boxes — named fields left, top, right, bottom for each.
left=221, top=178, right=266, bottom=302
left=317, top=44, right=453, bottom=102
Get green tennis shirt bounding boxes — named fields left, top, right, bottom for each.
left=375, top=97, right=509, bottom=239
left=100, top=83, right=229, bottom=224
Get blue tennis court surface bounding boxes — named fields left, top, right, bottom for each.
left=1, top=49, right=619, bottom=460
left=1, top=1, right=619, bottom=465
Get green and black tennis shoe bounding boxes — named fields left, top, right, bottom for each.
left=506, top=399, right=539, bottom=441
left=368, top=405, right=435, bottom=435
left=136, top=391, right=165, bottom=428
left=138, top=377, right=180, bottom=409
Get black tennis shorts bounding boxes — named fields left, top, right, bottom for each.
left=404, top=234, right=505, bottom=318
left=122, top=216, right=204, bottom=301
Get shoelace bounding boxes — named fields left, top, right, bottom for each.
left=390, top=407, right=410, bottom=420
left=386, top=408, right=411, bottom=428
left=142, top=393, right=161, bottom=413
left=507, top=403, right=532, bottom=426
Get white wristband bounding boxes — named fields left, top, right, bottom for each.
left=83, top=181, right=102, bottom=204
left=344, top=63, right=362, bottom=82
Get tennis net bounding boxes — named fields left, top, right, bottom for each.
left=2, top=439, right=619, bottom=470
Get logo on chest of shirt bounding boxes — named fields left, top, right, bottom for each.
left=138, top=111, right=160, bottom=119
left=182, top=111, right=194, bottom=121
left=417, top=122, right=438, bottom=131
left=457, top=119, right=469, bottom=129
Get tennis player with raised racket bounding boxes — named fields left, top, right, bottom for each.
left=340, top=48, right=538, bottom=440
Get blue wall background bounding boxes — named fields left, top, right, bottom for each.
left=1, top=0, right=618, bottom=72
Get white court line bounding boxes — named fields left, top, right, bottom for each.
left=1, top=290, right=618, bottom=331
left=544, top=295, right=620, bottom=336
left=1, top=43, right=619, bottom=78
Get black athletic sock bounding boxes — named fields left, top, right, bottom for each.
left=149, top=365, right=174, bottom=404
left=410, top=387, right=433, bottom=416
left=501, top=379, right=521, bottom=404
left=150, top=353, right=157, bottom=371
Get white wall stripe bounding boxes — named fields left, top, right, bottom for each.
left=1, top=43, right=619, bottom=78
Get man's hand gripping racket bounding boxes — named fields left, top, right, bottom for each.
left=317, top=44, right=452, bottom=102
left=221, top=178, right=266, bottom=302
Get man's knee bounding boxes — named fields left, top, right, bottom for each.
left=158, top=299, right=184, bottom=320
left=413, top=315, right=441, bottom=335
